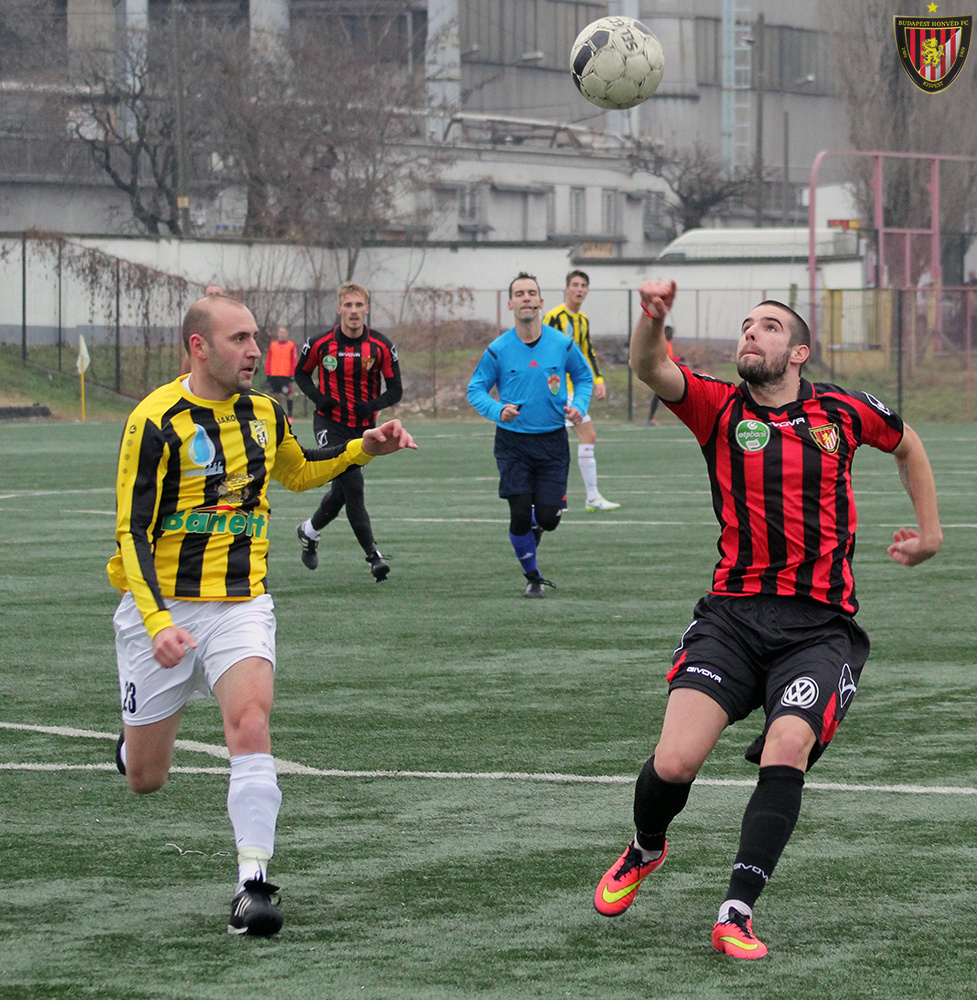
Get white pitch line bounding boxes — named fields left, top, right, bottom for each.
left=2, top=720, right=976, bottom=796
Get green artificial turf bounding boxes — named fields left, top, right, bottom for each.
left=1, top=417, right=975, bottom=999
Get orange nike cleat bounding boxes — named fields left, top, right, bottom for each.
left=594, top=839, right=667, bottom=916
left=711, top=909, right=768, bottom=959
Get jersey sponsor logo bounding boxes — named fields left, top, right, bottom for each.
left=187, top=423, right=224, bottom=477
left=324, top=356, right=338, bottom=371
left=735, top=419, right=771, bottom=452
left=160, top=504, right=268, bottom=539
left=782, top=677, right=820, bottom=709
left=250, top=419, right=269, bottom=447
left=838, top=662, right=858, bottom=706
left=771, top=416, right=807, bottom=428
left=810, top=423, right=840, bottom=454
left=548, top=374, right=561, bottom=395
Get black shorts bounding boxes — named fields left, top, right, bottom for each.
left=493, top=426, right=569, bottom=508
left=667, top=592, right=870, bottom=768
left=312, top=416, right=362, bottom=449
left=265, top=375, right=293, bottom=394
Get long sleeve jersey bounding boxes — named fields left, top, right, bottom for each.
left=107, top=376, right=372, bottom=637
left=467, top=324, right=594, bottom=433
left=295, top=324, right=401, bottom=430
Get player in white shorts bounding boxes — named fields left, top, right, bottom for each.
left=108, top=292, right=416, bottom=937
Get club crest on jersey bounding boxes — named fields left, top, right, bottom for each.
left=250, top=419, right=269, bottom=447
left=366, top=355, right=376, bottom=371
left=735, top=419, right=771, bottom=452
left=548, top=374, right=561, bottom=395
left=893, top=15, right=972, bottom=93
left=810, top=423, right=840, bottom=454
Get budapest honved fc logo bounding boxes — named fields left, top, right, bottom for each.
left=893, top=13, right=972, bottom=92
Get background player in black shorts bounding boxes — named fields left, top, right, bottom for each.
left=594, top=279, right=943, bottom=959
left=294, top=282, right=403, bottom=581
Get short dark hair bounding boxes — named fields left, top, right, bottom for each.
left=565, top=269, right=589, bottom=287
left=757, top=300, right=811, bottom=348
left=508, top=272, right=540, bottom=298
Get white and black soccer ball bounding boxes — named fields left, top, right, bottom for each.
left=570, top=16, right=665, bottom=110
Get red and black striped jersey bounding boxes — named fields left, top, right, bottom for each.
left=296, top=324, right=400, bottom=430
left=663, top=368, right=905, bottom=614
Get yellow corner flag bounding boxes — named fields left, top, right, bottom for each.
left=77, top=334, right=90, bottom=422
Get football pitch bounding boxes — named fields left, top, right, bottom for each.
left=2, top=416, right=976, bottom=1000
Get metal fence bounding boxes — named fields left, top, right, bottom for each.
left=4, top=234, right=976, bottom=420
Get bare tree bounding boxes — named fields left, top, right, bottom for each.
left=825, top=0, right=977, bottom=284
left=67, top=37, right=186, bottom=236
left=641, top=142, right=752, bottom=236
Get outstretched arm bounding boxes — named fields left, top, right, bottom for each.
left=361, top=418, right=418, bottom=456
left=887, top=422, right=943, bottom=566
left=630, top=280, right=685, bottom=401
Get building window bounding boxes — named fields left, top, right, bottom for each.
left=601, top=189, right=620, bottom=236
left=459, top=184, right=481, bottom=225
left=569, top=187, right=586, bottom=234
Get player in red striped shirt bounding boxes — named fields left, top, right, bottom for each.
left=594, top=279, right=943, bottom=959
left=294, top=282, right=403, bottom=580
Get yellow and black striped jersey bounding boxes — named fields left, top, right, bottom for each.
left=542, top=305, right=604, bottom=389
left=107, top=376, right=372, bottom=637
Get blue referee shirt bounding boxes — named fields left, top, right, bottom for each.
left=467, top=324, right=594, bottom=434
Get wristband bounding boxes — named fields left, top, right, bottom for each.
left=641, top=303, right=657, bottom=320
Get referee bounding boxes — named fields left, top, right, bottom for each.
left=594, top=280, right=943, bottom=958
left=467, top=272, right=594, bottom=597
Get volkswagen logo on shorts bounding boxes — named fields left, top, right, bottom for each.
left=782, top=677, right=820, bottom=709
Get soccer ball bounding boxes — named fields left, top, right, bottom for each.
left=570, top=16, right=665, bottom=110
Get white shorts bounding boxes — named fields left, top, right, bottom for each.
left=564, top=391, right=593, bottom=429
left=114, top=592, right=277, bottom=726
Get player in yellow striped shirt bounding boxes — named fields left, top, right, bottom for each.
left=108, top=293, right=416, bottom=936
left=543, top=270, right=620, bottom=511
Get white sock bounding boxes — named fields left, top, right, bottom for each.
left=302, top=518, right=320, bottom=541
left=227, top=752, right=282, bottom=889
left=718, top=899, right=753, bottom=923
left=578, top=443, right=599, bottom=500
left=632, top=831, right=664, bottom=863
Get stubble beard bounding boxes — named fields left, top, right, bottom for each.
left=737, top=348, right=790, bottom=387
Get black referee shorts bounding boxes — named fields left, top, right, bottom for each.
left=667, top=592, right=870, bottom=768
left=493, top=425, right=569, bottom=508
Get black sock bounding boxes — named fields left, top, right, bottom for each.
left=632, top=755, right=693, bottom=853
left=724, top=764, right=805, bottom=910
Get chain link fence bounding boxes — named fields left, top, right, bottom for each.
left=4, top=234, right=976, bottom=420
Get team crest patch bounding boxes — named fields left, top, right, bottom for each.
left=250, top=419, right=269, bottom=447
left=366, top=356, right=376, bottom=371
left=893, top=14, right=972, bottom=93
left=547, top=374, right=561, bottom=395
left=809, top=423, right=840, bottom=454
left=735, top=419, right=771, bottom=452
